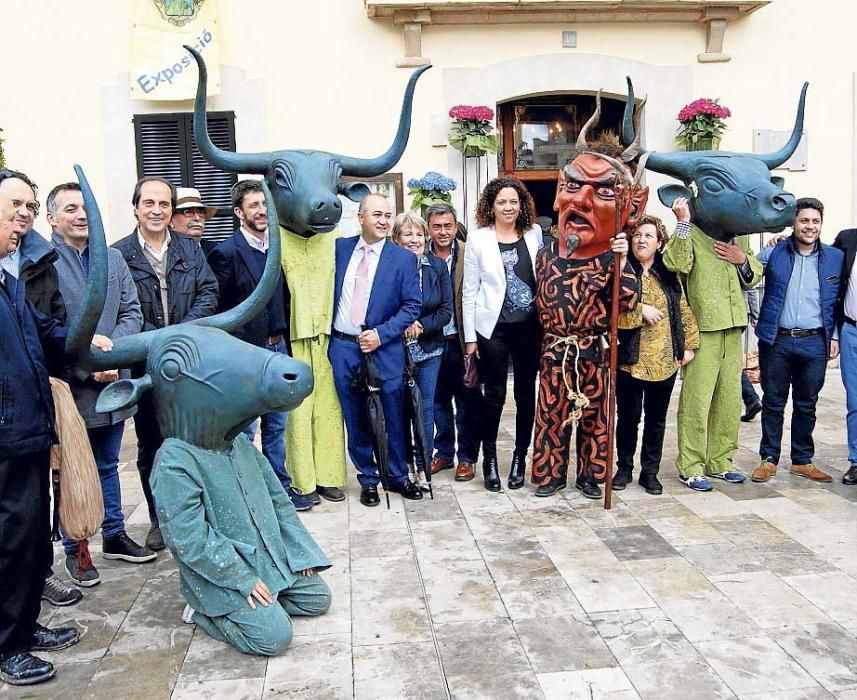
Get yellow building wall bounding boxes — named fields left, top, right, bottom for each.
left=0, top=0, right=854, bottom=240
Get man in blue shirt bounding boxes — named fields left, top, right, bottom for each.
left=751, top=198, right=842, bottom=483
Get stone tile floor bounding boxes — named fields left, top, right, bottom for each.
left=3, top=369, right=857, bottom=699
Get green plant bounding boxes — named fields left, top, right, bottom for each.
left=407, top=172, right=456, bottom=214
left=676, top=98, right=731, bottom=150
left=448, top=105, right=498, bottom=158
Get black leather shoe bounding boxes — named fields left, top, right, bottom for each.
left=145, top=523, right=166, bottom=552
left=483, top=456, right=501, bottom=492
left=31, top=624, right=80, bottom=652
left=508, top=451, right=526, bottom=490
left=534, top=478, right=566, bottom=498
left=390, top=479, right=424, bottom=500
left=639, top=473, right=663, bottom=495
left=360, top=485, right=380, bottom=507
left=317, top=486, right=346, bottom=502
left=575, top=479, right=602, bottom=499
left=0, top=653, right=55, bottom=686
left=741, top=402, right=762, bottom=422
left=612, top=469, right=633, bottom=491
left=306, top=490, right=322, bottom=505
left=843, top=465, right=857, bottom=486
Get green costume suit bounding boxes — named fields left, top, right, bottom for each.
left=152, top=436, right=332, bottom=656
left=280, top=228, right=346, bottom=494
left=663, top=225, right=762, bottom=478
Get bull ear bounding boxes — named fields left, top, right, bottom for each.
left=96, top=375, right=153, bottom=414
left=771, top=176, right=785, bottom=188
left=338, top=181, right=371, bottom=202
left=658, top=184, right=693, bottom=208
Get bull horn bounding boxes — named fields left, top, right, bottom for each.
left=622, top=77, right=637, bottom=147
left=338, top=65, right=431, bottom=177
left=193, top=180, right=281, bottom=333
left=186, top=46, right=270, bottom=174
left=66, top=165, right=151, bottom=369
left=756, top=82, right=808, bottom=169
left=576, top=90, right=602, bottom=151
left=638, top=150, right=694, bottom=182
left=621, top=95, right=646, bottom=163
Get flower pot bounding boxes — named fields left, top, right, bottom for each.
left=686, top=136, right=720, bottom=152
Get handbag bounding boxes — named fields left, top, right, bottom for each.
left=463, top=351, right=480, bottom=389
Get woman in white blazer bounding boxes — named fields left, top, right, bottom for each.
left=462, top=177, right=543, bottom=492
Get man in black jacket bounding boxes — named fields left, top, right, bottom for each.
left=112, top=177, right=219, bottom=550
left=0, top=193, right=113, bottom=687
left=208, top=180, right=312, bottom=511
left=834, top=227, right=857, bottom=485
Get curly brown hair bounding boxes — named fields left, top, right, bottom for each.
left=475, top=177, right=537, bottom=234
left=633, top=215, right=669, bottom=248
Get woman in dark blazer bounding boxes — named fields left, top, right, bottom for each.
left=392, top=212, right=453, bottom=490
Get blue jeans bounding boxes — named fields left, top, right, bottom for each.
left=407, top=354, right=442, bottom=470
left=243, top=338, right=290, bottom=491
left=63, top=422, right=126, bottom=555
left=434, top=339, right=482, bottom=464
left=741, top=370, right=760, bottom=409
left=759, top=333, right=827, bottom=466
left=841, top=322, right=857, bottom=465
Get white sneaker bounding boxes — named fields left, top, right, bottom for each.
left=181, top=604, right=196, bottom=625
left=416, top=470, right=431, bottom=492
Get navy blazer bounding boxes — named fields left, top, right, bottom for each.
left=415, top=254, right=453, bottom=355
left=0, top=275, right=66, bottom=459
left=332, top=237, right=422, bottom=380
left=207, top=231, right=290, bottom=349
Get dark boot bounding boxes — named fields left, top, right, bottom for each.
left=575, top=478, right=602, bottom=500
left=534, top=477, right=566, bottom=498
left=612, top=468, right=633, bottom=491
left=508, top=451, right=526, bottom=490
left=483, top=456, right=501, bottom=492
left=638, top=472, right=663, bottom=495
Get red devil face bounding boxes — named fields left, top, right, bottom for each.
left=554, top=153, right=648, bottom=259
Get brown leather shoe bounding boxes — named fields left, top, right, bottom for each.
left=751, top=460, right=777, bottom=483
left=454, top=461, right=475, bottom=482
left=431, top=457, right=454, bottom=475
left=790, top=463, right=832, bottom=483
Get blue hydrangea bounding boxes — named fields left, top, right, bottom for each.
left=407, top=171, right=457, bottom=193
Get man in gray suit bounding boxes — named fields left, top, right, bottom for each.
left=48, top=182, right=156, bottom=588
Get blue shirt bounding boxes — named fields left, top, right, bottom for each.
left=757, top=244, right=822, bottom=329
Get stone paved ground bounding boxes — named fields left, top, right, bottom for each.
left=3, top=369, right=857, bottom=699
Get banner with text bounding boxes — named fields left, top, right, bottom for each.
left=131, top=0, right=220, bottom=101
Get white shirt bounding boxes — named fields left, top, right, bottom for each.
left=137, top=228, right=171, bottom=264
left=333, top=236, right=385, bottom=336
left=241, top=227, right=268, bottom=253
left=845, top=256, right=857, bottom=321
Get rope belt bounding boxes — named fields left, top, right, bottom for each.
left=547, top=332, right=606, bottom=429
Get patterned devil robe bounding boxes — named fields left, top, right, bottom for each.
left=532, top=245, right=640, bottom=485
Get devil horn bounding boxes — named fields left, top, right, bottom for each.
left=622, top=77, right=637, bottom=147
left=576, top=90, right=602, bottom=151
left=65, top=165, right=151, bottom=369
left=756, top=82, right=808, bottom=169
left=621, top=95, right=646, bottom=163
left=193, top=180, right=281, bottom=332
left=187, top=46, right=270, bottom=174
left=337, top=65, right=431, bottom=177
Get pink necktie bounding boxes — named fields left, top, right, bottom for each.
left=350, top=243, right=370, bottom=327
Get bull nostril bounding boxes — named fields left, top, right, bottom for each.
left=282, top=372, right=298, bottom=382
left=333, top=199, right=341, bottom=210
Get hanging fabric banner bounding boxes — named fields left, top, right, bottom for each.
left=130, top=0, right=220, bottom=101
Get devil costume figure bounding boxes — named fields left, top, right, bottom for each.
left=531, top=96, right=647, bottom=499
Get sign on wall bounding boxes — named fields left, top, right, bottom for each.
left=130, top=0, right=221, bottom=101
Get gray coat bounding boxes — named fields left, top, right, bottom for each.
left=52, top=233, right=143, bottom=428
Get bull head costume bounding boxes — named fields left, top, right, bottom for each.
left=64, top=167, right=312, bottom=447
left=623, top=77, right=808, bottom=240
left=186, top=46, right=430, bottom=237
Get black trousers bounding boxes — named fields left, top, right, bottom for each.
left=616, top=369, right=677, bottom=476
left=0, top=450, right=51, bottom=658
left=133, top=392, right=162, bottom=523
left=477, top=319, right=541, bottom=458
left=433, top=338, right=483, bottom=464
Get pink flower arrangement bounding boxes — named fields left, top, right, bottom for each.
left=677, top=98, right=731, bottom=123
left=449, top=105, right=495, bottom=122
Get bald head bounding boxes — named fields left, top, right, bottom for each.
left=0, top=194, right=16, bottom=257
left=357, top=193, right=392, bottom=243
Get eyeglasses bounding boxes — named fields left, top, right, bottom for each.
left=177, top=207, right=206, bottom=217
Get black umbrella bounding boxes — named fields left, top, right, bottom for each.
left=50, top=466, right=62, bottom=542
left=360, top=351, right=392, bottom=509
left=403, top=343, right=433, bottom=500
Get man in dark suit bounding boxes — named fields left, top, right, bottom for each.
left=208, top=180, right=311, bottom=511
left=329, top=193, right=422, bottom=506
left=834, top=225, right=857, bottom=485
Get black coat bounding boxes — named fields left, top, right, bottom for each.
left=834, top=228, right=857, bottom=324
left=18, top=229, right=66, bottom=322
left=618, top=253, right=686, bottom=367
left=207, top=231, right=290, bottom=349
left=0, top=275, right=66, bottom=459
left=415, top=254, right=453, bottom=355
left=112, top=230, right=219, bottom=330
